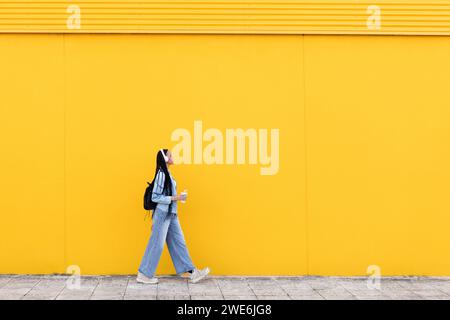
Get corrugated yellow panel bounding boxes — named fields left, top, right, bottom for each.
left=2, top=1, right=450, bottom=35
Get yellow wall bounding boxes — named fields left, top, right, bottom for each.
left=0, top=35, right=66, bottom=274
left=1, top=34, right=449, bottom=275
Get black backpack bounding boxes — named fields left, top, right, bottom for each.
left=143, top=181, right=157, bottom=211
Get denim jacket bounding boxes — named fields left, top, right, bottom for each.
left=151, top=168, right=177, bottom=214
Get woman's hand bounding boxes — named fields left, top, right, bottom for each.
left=171, top=194, right=185, bottom=201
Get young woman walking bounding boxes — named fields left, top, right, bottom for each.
left=137, top=148, right=210, bottom=284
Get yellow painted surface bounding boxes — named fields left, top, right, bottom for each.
left=1, top=34, right=450, bottom=275
left=63, top=34, right=306, bottom=275
left=3, top=0, right=450, bottom=35
left=305, top=36, right=450, bottom=275
left=0, top=35, right=65, bottom=273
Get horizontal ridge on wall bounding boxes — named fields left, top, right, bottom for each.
left=2, top=0, right=450, bottom=35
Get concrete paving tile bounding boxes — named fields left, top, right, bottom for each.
left=215, top=279, right=248, bottom=284
left=95, top=284, right=128, bottom=291
left=126, top=286, right=157, bottom=295
left=248, top=285, right=282, bottom=292
left=37, top=275, right=69, bottom=280
left=273, top=276, right=307, bottom=281
left=411, top=290, right=449, bottom=298
left=282, top=287, right=316, bottom=295
left=218, top=286, right=252, bottom=293
left=187, top=280, right=218, bottom=289
left=432, top=286, right=450, bottom=295
left=219, top=286, right=252, bottom=292
left=399, top=282, right=437, bottom=291
left=215, top=278, right=247, bottom=287
left=223, top=295, right=257, bottom=300
left=246, top=278, right=276, bottom=286
left=90, top=296, right=123, bottom=300
left=247, top=280, right=280, bottom=287
left=23, top=292, right=61, bottom=300
left=276, top=282, right=313, bottom=289
left=158, top=282, right=188, bottom=288
left=247, top=283, right=279, bottom=290
left=289, top=294, right=324, bottom=300
left=273, top=278, right=311, bottom=288
left=35, top=279, right=67, bottom=287
left=28, top=287, right=65, bottom=295
left=188, top=288, right=223, bottom=296
left=24, top=282, right=65, bottom=300
left=256, top=295, right=290, bottom=300
left=0, top=278, right=12, bottom=288
left=58, top=286, right=95, bottom=294
left=316, top=288, right=356, bottom=300
left=252, top=288, right=286, bottom=296
left=0, top=293, right=24, bottom=300
left=217, top=283, right=251, bottom=290
left=91, top=280, right=126, bottom=299
left=158, top=278, right=188, bottom=285
left=158, top=284, right=189, bottom=295
left=124, top=294, right=157, bottom=300
left=1, top=288, right=33, bottom=297
left=346, top=288, right=384, bottom=296
left=272, top=277, right=308, bottom=284
left=384, top=289, right=423, bottom=299
left=77, top=277, right=101, bottom=285
left=316, top=287, right=352, bottom=295
left=1, top=276, right=449, bottom=300
left=158, top=290, right=190, bottom=296
left=388, top=295, right=423, bottom=300
left=127, top=281, right=158, bottom=289
left=216, top=280, right=252, bottom=288
left=90, top=293, right=125, bottom=300
left=424, top=296, right=450, bottom=300
left=220, top=289, right=255, bottom=296
left=323, top=295, right=358, bottom=300
left=191, top=295, right=224, bottom=300
left=382, top=281, right=414, bottom=289
left=158, top=282, right=188, bottom=289
left=128, top=288, right=158, bottom=297
left=3, top=278, right=40, bottom=289
left=339, top=280, right=375, bottom=291
left=93, top=286, right=126, bottom=294
left=246, top=277, right=275, bottom=281
left=56, top=292, right=93, bottom=300
left=97, top=277, right=129, bottom=287
left=126, top=290, right=158, bottom=298
left=187, top=282, right=221, bottom=289
left=355, top=295, right=392, bottom=300
left=158, top=280, right=188, bottom=289
left=378, top=282, right=407, bottom=290
left=157, top=294, right=191, bottom=300
left=303, top=280, right=341, bottom=290
left=57, top=296, right=91, bottom=300
left=383, top=288, right=414, bottom=295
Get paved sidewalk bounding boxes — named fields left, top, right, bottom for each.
left=0, top=275, right=449, bottom=300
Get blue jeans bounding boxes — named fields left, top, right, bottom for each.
left=138, top=208, right=195, bottom=277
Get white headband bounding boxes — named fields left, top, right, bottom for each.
left=160, top=149, right=169, bottom=162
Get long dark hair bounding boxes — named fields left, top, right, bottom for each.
left=152, top=148, right=172, bottom=196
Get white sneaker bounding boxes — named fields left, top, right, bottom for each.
left=189, top=267, right=210, bottom=284
left=136, top=271, right=158, bottom=284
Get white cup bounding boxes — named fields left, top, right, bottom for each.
left=180, top=190, right=188, bottom=203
